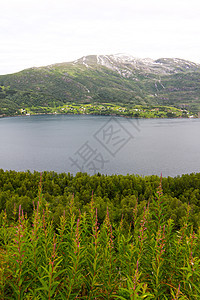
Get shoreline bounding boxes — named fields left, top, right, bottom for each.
left=0, top=111, right=197, bottom=120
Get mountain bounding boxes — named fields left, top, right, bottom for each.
left=0, top=54, right=200, bottom=116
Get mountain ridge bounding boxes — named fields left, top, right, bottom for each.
left=72, top=54, right=200, bottom=75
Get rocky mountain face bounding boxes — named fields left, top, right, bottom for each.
left=74, top=54, right=199, bottom=76
left=0, top=54, right=200, bottom=115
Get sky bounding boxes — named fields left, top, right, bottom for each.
left=0, top=0, right=200, bottom=75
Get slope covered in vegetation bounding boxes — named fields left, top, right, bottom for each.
left=0, top=171, right=200, bottom=299
left=0, top=55, right=200, bottom=117
left=0, top=170, right=200, bottom=229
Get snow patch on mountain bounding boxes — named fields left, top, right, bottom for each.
left=83, top=56, right=89, bottom=68
left=73, top=54, right=200, bottom=77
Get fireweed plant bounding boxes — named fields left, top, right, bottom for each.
left=0, top=175, right=199, bottom=299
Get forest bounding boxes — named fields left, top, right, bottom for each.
left=0, top=170, right=200, bottom=299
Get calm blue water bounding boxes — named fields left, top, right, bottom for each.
left=0, top=114, right=199, bottom=177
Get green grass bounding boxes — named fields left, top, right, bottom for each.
left=22, top=103, right=193, bottom=118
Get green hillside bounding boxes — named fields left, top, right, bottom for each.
left=0, top=54, right=200, bottom=116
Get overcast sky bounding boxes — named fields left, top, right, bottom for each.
left=0, top=0, right=200, bottom=74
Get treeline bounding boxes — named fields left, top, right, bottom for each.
left=0, top=170, right=200, bottom=230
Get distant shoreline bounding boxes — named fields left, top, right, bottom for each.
left=0, top=111, right=197, bottom=120
left=0, top=112, right=197, bottom=120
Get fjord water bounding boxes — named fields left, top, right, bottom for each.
left=0, top=115, right=199, bottom=177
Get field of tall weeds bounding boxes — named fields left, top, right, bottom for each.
left=0, top=178, right=199, bottom=299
